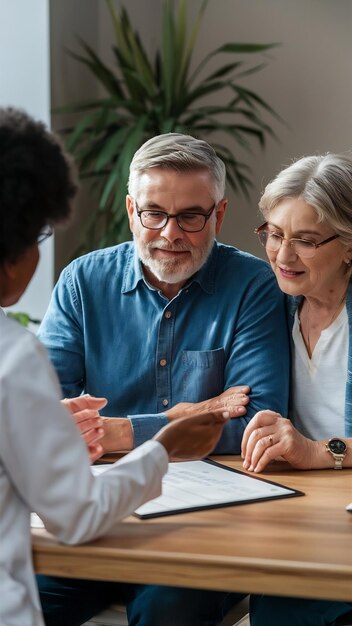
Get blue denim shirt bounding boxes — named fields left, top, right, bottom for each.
left=38, top=241, right=290, bottom=453
left=286, top=280, right=352, bottom=437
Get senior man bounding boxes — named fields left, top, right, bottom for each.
left=38, top=133, right=290, bottom=626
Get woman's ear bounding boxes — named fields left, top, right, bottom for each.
left=0, top=261, right=15, bottom=306
left=0, top=245, right=39, bottom=307
left=344, top=246, right=352, bottom=268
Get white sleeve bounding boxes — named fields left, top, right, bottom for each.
left=0, top=331, right=168, bottom=544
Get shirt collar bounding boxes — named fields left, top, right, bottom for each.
left=122, top=241, right=219, bottom=295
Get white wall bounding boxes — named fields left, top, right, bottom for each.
left=0, top=0, right=53, bottom=322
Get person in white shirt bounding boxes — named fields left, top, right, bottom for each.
left=241, top=153, right=352, bottom=626
left=0, top=106, right=230, bottom=626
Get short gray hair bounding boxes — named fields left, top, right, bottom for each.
left=259, top=153, right=352, bottom=245
left=128, top=133, right=226, bottom=203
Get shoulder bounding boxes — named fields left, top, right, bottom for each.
left=214, top=242, right=274, bottom=285
left=0, top=316, right=45, bottom=381
left=62, top=242, right=134, bottom=279
left=0, top=314, right=60, bottom=397
left=0, top=314, right=38, bottom=365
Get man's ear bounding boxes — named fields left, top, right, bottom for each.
left=126, top=195, right=135, bottom=233
left=215, top=198, right=228, bottom=235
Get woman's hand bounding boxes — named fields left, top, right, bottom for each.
left=62, top=395, right=108, bottom=463
left=241, top=410, right=320, bottom=473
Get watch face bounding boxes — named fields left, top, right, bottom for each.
left=329, top=439, right=347, bottom=454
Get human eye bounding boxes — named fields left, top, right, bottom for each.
left=267, top=231, right=282, bottom=242
left=294, top=238, right=315, bottom=249
left=143, top=210, right=165, bottom=221
left=180, top=213, right=202, bottom=224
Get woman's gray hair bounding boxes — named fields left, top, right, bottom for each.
left=259, top=153, right=352, bottom=245
left=128, top=133, right=226, bottom=203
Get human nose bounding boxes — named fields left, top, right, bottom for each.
left=275, top=238, right=298, bottom=262
left=160, top=216, right=184, bottom=242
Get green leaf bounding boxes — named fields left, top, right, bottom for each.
left=6, top=312, right=41, bottom=326
left=95, top=126, right=131, bottom=172
left=217, top=42, right=280, bottom=54
left=68, top=41, right=123, bottom=97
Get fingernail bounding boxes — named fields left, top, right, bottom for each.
left=243, top=460, right=249, bottom=469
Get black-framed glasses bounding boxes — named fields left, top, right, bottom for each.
left=37, top=225, right=53, bottom=244
left=135, top=200, right=216, bottom=233
left=255, top=223, right=339, bottom=259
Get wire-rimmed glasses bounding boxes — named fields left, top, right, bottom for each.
left=255, top=222, right=339, bottom=259
left=37, top=225, right=53, bottom=244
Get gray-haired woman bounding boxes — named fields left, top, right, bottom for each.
left=242, top=153, right=352, bottom=626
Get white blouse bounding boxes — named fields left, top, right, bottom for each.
left=291, top=306, right=348, bottom=440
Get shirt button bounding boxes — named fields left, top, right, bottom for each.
left=165, top=311, right=172, bottom=319
left=160, top=359, right=167, bottom=367
left=162, top=399, right=169, bottom=407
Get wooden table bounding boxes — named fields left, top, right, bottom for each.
left=32, top=457, right=352, bottom=601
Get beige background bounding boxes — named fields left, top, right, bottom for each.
left=51, top=0, right=352, bottom=277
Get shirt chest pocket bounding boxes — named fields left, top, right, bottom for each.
left=181, top=348, right=225, bottom=402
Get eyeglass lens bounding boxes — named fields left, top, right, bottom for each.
left=140, top=211, right=208, bottom=232
left=258, top=231, right=317, bottom=258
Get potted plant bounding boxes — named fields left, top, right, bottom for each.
left=57, top=0, right=280, bottom=253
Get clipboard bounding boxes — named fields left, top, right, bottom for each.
left=134, top=458, right=304, bottom=519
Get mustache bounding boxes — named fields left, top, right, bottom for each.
left=147, top=240, right=192, bottom=252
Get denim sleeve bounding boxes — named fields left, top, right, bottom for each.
left=130, top=413, right=168, bottom=447
left=37, top=267, right=85, bottom=398
left=213, top=269, right=290, bottom=454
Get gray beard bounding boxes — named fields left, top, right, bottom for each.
left=136, top=237, right=215, bottom=285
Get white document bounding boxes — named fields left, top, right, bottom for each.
left=134, top=459, right=303, bottom=518
left=31, top=460, right=302, bottom=527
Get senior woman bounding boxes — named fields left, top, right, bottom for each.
left=242, top=153, right=352, bottom=626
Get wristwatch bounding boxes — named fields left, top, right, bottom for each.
left=325, top=438, right=347, bottom=469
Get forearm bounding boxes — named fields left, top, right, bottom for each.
left=100, top=417, right=134, bottom=452
left=310, top=438, right=352, bottom=470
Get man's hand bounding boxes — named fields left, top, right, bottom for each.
left=165, top=386, right=250, bottom=421
left=241, top=410, right=320, bottom=473
left=154, top=411, right=231, bottom=461
left=62, top=395, right=107, bottom=463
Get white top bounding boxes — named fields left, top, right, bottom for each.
left=291, top=307, right=348, bottom=440
left=0, top=310, right=168, bottom=626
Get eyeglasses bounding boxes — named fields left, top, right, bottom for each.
left=37, top=225, right=53, bottom=244
left=255, top=223, right=339, bottom=259
left=135, top=201, right=216, bottom=233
